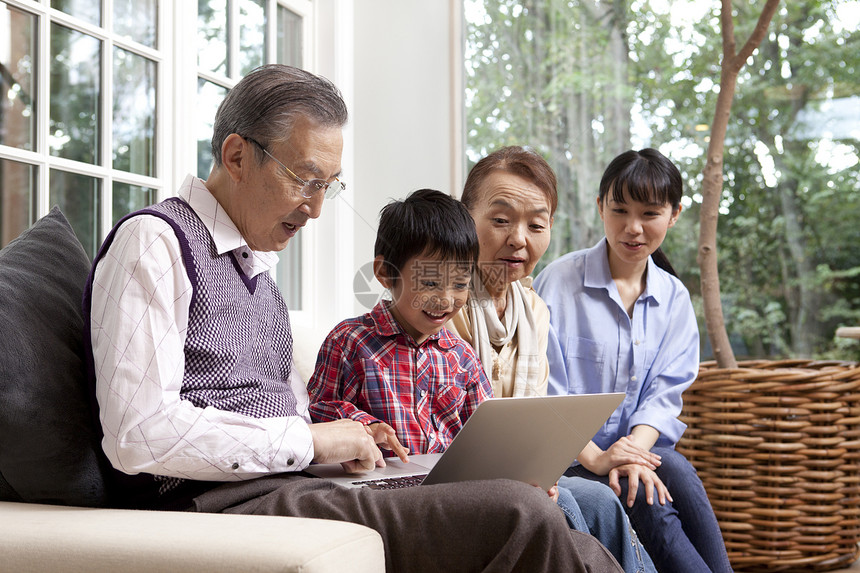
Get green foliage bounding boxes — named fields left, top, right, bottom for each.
left=465, top=0, right=860, bottom=359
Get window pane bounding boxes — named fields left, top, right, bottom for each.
left=196, top=79, right=228, bottom=179
left=274, top=6, right=303, bottom=309
left=239, top=0, right=265, bottom=76
left=113, top=47, right=156, bottom=176
left=114, top=0, right=157, bottom=48
left=276, top=236, right=302, bottom=310
left=112, top=181, right=155, bottom=224
left=50, top=23, right=101, bottom=165
left=198, top=0, right=228, bottom=76
left=0, top=158, right=37, bottom=247
left=51, top=0, right=100, bottom=26
left=49, top=169, right=100, bottom=258
left=276, top=6, right=302, bottom=67
left=0, top=4, right=37, bottom=151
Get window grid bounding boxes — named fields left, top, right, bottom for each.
left=194, top=0, right=312, bottom=310
left=0, top=0, right=166, bottom=254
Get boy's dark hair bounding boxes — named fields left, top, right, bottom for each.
left=375, top=189, right=479, bottom=282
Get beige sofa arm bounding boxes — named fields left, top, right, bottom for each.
left=0, top=501, right=385, bottom=573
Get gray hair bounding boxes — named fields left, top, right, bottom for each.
left=210, top=64, right=348, bottom=166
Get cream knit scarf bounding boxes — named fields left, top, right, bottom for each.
left=468, top=276, right=543, bottom=397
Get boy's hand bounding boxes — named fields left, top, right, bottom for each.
left=366, top=422, right=410, bottom=463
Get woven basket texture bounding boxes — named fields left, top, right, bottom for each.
left=678, top=359, right=860, bottom=572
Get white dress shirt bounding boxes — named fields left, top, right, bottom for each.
left=90, top=174, right=314, bottom=481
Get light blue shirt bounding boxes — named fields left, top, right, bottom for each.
left=533, top=239, right=699, bottom=450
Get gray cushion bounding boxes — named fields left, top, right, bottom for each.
left=0, top=207, right=109, bottom=506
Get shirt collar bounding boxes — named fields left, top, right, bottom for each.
left=369, top=300, right=456, bottom=349
left=178, top=174, right=280, bottom=278
left=583, top=238, right=665, bottom=305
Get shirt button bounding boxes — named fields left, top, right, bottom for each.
left=231, top=462, right=239, bottom=470
left=634, top=339, right=641, bottom=345
left=242, top=252, right=248, bottom=259
left=287, top=458, right=295, bottom=466
left=631, top=376, right=638, bottom=382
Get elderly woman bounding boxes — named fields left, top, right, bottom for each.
left=448, top=146, right=655, bottom=573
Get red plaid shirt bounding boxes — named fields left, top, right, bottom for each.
left=308, top=301, right=492, bottom=454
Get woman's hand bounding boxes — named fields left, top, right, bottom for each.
left=366, top=422, right=410, bottom=463
left=603, top=436, right=661, bottom=470
left=547, top=481, right=560, bottom=502
left=576, top=437, right=661, bottom=476
left=529, top=481, right=560, bottom=502
left=609, top=464, right=672, bottom=508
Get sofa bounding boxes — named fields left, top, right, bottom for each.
left=0, top=208, right=385, bottom=573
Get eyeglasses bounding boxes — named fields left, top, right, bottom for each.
left=243, top=136, right=345, bottom=199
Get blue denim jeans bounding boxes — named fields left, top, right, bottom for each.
left=557, top=476, right=656, bottom=573
left=566, top=447, right=733, bottom=573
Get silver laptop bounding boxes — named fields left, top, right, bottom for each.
left=305, top=392, right=624, bottom=491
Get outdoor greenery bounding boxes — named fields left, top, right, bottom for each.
left=465, top=0, right=860, bottom=360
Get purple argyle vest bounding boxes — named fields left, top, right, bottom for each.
left=84, top=197, right=296, bottom=507
left=142, top=198, right=296, bottom=418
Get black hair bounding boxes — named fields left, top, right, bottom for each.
left=375, top=189, right=480, bottom=283
left=598, top=148, right=683, bottom=277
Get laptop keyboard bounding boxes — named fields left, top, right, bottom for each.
left=350, top=474, right=428, bottom=490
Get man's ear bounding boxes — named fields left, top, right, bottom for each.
left=221, top=134, right=250, bottom=183
left=373, top=255, right=395, bottom=289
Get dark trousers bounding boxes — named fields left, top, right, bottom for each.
left=566, top=447, right=733, bottom=573
left=190, top=474, right=622, bottom=573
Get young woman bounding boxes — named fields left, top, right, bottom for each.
left=534, top=148, right=732, bottom=572
left=449, top=146, right=656, bottom=573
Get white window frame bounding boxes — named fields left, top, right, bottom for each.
left=1, top=0, right=353, bottom=330
left=0, top=0, right=169, bottom=246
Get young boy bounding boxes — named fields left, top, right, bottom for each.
left=307, top=189, right=492, bottom=459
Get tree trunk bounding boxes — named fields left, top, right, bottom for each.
left=698, top=0, right=781, bottom=368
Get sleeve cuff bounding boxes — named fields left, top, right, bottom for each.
left=629, top=411, right=687, bottom=446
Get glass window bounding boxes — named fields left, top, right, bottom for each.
left=277, top=5, right=302, bottom=67
left=464, top=0, right=860, bottom=358
left=113, top=0, right=157, bottom=48
left=0, top=4, right=37, bottom=151
left=113, top=47, right=157, bottom=176
left=113, top=181, right=156, bottom=224
left=0, top=158, right=37, bottom=246
left=198, top=0, right=229, bottom=76
left=50, top=23, right=101, bottom=165
left=49, top=169, right=100, bottom=258
left=51, top=0, right=100, bottom=26
left=196, top=79, right=228, bottom=179
left=239, top=0, right=265, bottom=76
left=273, top=5, right=304, bottom=308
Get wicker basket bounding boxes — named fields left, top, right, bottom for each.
left=678, top=359, right=860, bottom=572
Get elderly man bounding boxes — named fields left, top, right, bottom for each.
left=84, top=64, right=620, bottom=573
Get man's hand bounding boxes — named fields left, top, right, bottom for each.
left=308, top=419, right=383, bottom=474
left=608, top=464, right=672, bottom=508
left=366, top=422, right=410, bottom=463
